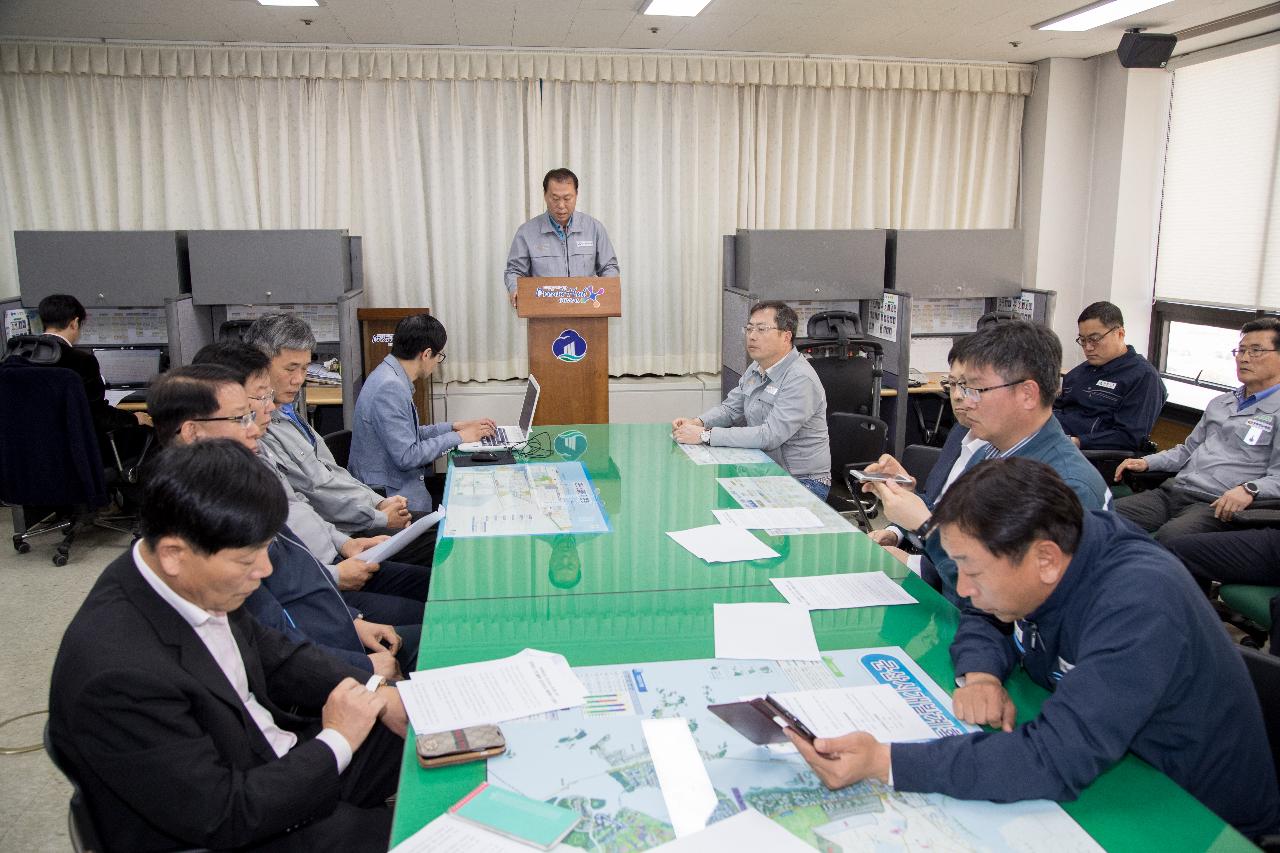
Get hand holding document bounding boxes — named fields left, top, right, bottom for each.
left=359, top=509, right=444, bottom=564
left=397, top=649, right=586, bottom=734
left=771, top=684, right=938, bottom=743
left=667, top=525, right=780, bottom=563
left=711, top=507, right=822, bottom=530
left=713, top=603, right=821, bottom=662
left=770, top=572, right=917, bottom=610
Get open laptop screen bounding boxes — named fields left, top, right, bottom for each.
left=94, top=347, right=163, bottom=388
left=519, top=376, right=541, bottom=431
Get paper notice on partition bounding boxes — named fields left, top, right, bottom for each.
left=867, top=292, right=899, bottom=341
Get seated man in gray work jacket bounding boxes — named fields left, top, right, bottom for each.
left=786, top=458, right=1280, bottom=842
left=503, top=167, right=620, bottom=310
left=1114, top=316, right=1280, bottom=541
left=672, top=300, right=831, bottom=499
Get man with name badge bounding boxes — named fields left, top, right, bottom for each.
left=503, top=168, right=620, bottom=309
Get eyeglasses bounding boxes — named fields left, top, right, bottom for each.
left=190, top=411, right=257, bottom=429
left=246, top=391, right=275, bottom=405
left=435, top=352, right=447, bottom=363
left=949, top=378, right=1028, bottom=402
left=1075, top=327, right=1120, bottom=348
left=742, top=324, right=780, bottom=334
left=1232, top=347, right=1278, bottom=358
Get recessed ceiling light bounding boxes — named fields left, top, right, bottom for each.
left=256, top=0, right=319, bottom=7
left=1034, top=0, right=1173, bottom=32
left=643, top=0, right=713, bottom=16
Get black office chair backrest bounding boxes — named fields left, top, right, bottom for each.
left=1240, top=646, right=1280, bottom=790
left=976, top=310, right=1019, bottom=329
left=829, top=413, right=888, bottom=478
left=900, top=444, right=943, bottom=487
left=44, top=721, right=105, bottom=853
left=810, top=356, right=879, bottom=417
left=323, top=429, right=353, bottom=470
left=807, top=311, right=863, bottom=343
left=3, top=333, right=61, bottom=364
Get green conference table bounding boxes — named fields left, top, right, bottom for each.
left=390, top=424, right=1253, bottom=852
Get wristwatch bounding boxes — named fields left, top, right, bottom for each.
left=1243, top=482, right=1260, bottom=496
left=700, top=429, right=712, bottom=445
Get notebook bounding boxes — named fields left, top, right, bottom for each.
left=457, top=375, right=540, bottom=451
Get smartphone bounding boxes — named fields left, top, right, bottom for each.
left=416, top=724, right=507, bottom=769
left=764, top=695, right=818, bottom=745
left=847, top=470, right=914, bottom=487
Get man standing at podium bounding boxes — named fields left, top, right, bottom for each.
left=503, top=168, right=620, bottom=309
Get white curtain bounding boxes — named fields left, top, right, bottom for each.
left=0, top=41, right=1031, bottom=381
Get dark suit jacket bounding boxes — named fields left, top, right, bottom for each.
left=920, top=425, right=969, bottom=508
left=42, top=334, right=139, bottom=436
left=48, top=550, right=370, bottom=851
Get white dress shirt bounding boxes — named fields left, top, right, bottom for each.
left=902, top=432, right=988, bottom=575
left=132, top=541, right=353, bottom=771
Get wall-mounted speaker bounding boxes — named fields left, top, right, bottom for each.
left=1117, top=31, right=1177, bottom=68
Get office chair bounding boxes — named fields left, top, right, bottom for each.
left=826, top=412, right=888, bottom=530
left=0, top=350, right=139, bottom=565
left=1120, top=467, right=1280, bottom=525
left=900, top=444, right=943, bottom=487
left=798, top=311, right=885, bottom=419
left=322, top=429, right=353, bottom=470
left=1216, top=585, right=1280, bottom=649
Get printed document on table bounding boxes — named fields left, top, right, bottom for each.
left=398, top=649, right=586, bottom=734
left=677, top=444, right=773, bottom=466
left=711, top=507, right=823, bottom=530
left=717, top=476, right=856, bottom=536
left=713, top=603, right=820, bottom=662
left=771, top=572, right=917, bottom=610
left=772, top=684, right=939, bottom=743
left=389, top=813, right=545, bottom=852
left=358, top=509, right=444, bottom=564
left=668, top=525, right=779, bottom=563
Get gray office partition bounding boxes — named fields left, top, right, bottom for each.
left=862, top=290, right=913, bottom=456
left=15, top=231, right=189, bottom=308
left=733, top=229, right=887, bottom=300
left=164, top=296, right=215, bottom=367
left=337, top=289, right=363, bottom=430
left=187, top=230, right=354, bottom=305
left=889, top=229, right=1023, bottom=299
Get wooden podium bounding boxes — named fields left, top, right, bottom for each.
left=517, top=277, right=621, bottom=425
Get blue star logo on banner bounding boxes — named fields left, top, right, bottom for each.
left=553, top=329, right=587, bottom=363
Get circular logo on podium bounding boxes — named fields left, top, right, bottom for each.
left=553, top=329, right=587, bottom=363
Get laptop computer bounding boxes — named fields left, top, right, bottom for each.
left=95, top=347, right=163, bottom=390
left=458, top=375, right=541, bottom=451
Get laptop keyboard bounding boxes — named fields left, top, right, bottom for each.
left=481, top=428, right=511, bottom=447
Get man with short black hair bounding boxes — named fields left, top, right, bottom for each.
left=350, top=313, right=495, bottom=511
left=788, top=458, right=1280, bottom=841
left=1054, top=301, right=1165, bottom=450
left=863, top=321, right=1109, bottom=597
left=503, top=167, right=620, bottom=309
left=49, top=440, right=408, bottom=852
left=672, top=300, right=831, bottom=498
left=1114, top=316, right=1280, bottom=541
left=35, top=293, right=152, bottom=451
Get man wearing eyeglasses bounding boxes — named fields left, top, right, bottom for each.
left=349, top=313, right=496, bottom=512
left=1053, top=301, right=1165, bottom=451
left=1113, top=317, right=1280, bottom=541
left=672, top=300, right=830, bottom=498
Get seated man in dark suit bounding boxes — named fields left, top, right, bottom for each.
left=36, top=293, right=152, bottom=461
left=149, top=360, right=423, bottom=675
left=49, top=439, right=408, bottom=851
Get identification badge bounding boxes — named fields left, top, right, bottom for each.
left=1245, top=426, right=1265, bottom=446
left=765, top=385, right=779, bottom=396
left=1095, top=380, right=1117, bottom=390
left=1246, top=416, right=1274, bottom=432
left=576, top=240, right=594, bottom=249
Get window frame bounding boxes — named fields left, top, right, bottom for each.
left=1148, top=300, right=1267, bottom=391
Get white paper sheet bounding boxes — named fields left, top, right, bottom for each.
left=642, top=718, right=718, bottom=838
left=358, top=509, right=444, bottom=564
left=399, top=649, right=586, bottom=734
left=770, top=572, right=917, bottom=610
left=649, top=809, right=811, bottom=851
left=667, top=525, right=779, bottom=563
left=676, top=444, right=773, bottom=466
left=772, top=684, right=938, bottom=742
left=713, top=603, right=821, bottom=662
left=389, top=813, right=538, bottom=852
left=104, top=389, right=133, bottom=406
left=711, top=507, right=823, bottom=530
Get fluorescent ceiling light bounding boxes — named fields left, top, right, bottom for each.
left=643, top=0, right=713, bottom=16
left=1034, top=0, right=1172, bottom=31
left=256, top=0, right=319, bottom=6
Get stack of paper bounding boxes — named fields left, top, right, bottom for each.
left=713, top=603, right=821, bottom=662
left=667, top=525, right=780, bottom=563
left=770, top=572, right=917, bottom=610
left=397, top=649, right=587, bottom=734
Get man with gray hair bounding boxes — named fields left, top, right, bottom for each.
left=672, top=300, right=831, bottom=498
left=244, top=313, right=436, bottom=570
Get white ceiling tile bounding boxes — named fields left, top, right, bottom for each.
left=562, top=9, right=636, bottom=47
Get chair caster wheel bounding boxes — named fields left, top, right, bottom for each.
left=14, top=541, right=30, bottom=554
left=52, top=553, right=69, bottom=567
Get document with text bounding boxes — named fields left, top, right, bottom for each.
left=771, top=572, right=917, bottom=610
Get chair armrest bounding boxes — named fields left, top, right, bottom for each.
left=1122, top=469, right=1175, bottom=492
left=1234, top=500, right=1280, bottom=526
left=1080, top=448, right=1138, bottom=463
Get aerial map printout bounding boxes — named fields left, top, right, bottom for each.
left=441, top=462, right=610, bottom=538
left=486, top=646, right=1103, bottom=853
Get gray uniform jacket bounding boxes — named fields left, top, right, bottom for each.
left=259, top=446, right=348, bottom=565
left=260, top=408, right=390, bottom=535
left=1143, top=385, right=1280, bottom=499
left=698, top=348, right=831, bottom=481
left=503, top=211, right=620, bottom=294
